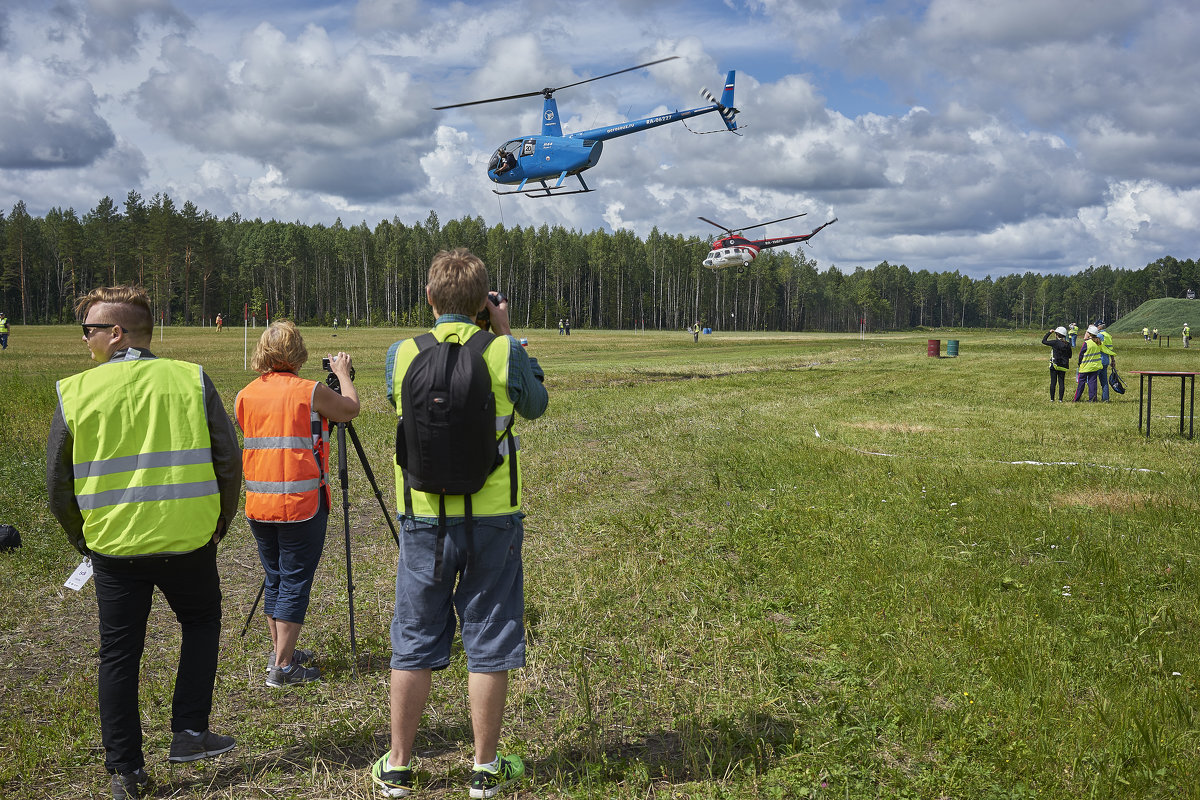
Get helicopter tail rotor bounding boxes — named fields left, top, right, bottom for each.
left=700, top=70, right=738, bottom=132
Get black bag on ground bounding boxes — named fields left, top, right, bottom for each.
left=0, top=524, right=21, bottom=552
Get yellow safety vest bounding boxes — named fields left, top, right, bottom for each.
left=0, top=317, right=8, bottom=333
left=390, top=321, right=522, bottom=517
left=1098, top=331, right=1116, bottom=356
left=1078, top=342, right=1103, bottom=373
left=56, top=355, right=221, bottom=556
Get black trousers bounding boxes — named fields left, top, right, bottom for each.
left=1050, top=367, right=1066, bottom=400
left=91, top=541, right=222, bottom=773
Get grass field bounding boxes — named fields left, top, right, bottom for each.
left=2, top=324, right=1200, bottom=799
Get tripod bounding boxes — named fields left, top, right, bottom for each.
left=241, top=384, right=398, bottom=676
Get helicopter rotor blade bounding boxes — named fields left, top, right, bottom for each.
left=698, top=216, right=733, bottom=234
left=433, top=89, right=548, bottom=110
left=552, top=56, right=679, bottom=93
left=433, top=56, right=679, bottom=110
left=738, top=212, right=809, bottom=232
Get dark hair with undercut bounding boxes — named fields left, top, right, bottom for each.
left=426, top=248, right=489, bottom=317
left=74, top=286, right=154, bottom=339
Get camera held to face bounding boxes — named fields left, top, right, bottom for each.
left=322, top=356, right=354, bottom=394
left=476, top=292, right=507, bottom=327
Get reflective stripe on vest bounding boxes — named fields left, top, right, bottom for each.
left=390, top=321, right=521, bottom=517
left=56, top=355, right=220, bottom=556
left=235, top=372, right=329, bottom=522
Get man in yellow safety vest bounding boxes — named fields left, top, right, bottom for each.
left=47, top=286, right=242, bottom=799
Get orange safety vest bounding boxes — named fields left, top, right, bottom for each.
left=235, top=372, right=330, bottom=522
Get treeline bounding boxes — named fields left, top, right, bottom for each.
left=1, top=193, right=1197, bottom=331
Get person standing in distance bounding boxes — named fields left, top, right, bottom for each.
left=373, top=248, right=548, bottom=799
left=46, top=286, right=242, bottom=799
left=1042, top=326, right=1072, bottom=402
left=235, top=321, right=360, bottom=687
left=1094, top=320, right=1116, bottom=401
left=1074, top=325, right=1103, bottom=402
left=0, top=310, right=9, bottom=350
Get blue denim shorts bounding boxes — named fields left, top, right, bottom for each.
left=390, top=514, right=525, bottom=672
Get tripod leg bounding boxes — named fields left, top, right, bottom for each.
left=241, top=579, right=265, bottom=638
left=336, top=422, right=359, bottom=675
left=345, top=421, right=400, bottom=546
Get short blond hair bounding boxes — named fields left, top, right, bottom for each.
left=74, top=286, right=154, bottom=338
left=251, top=320, right=308, bottom=374
left=427, top=248, right=489, bottom=317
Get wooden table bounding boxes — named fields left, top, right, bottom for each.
left=1128, top=371, right=1199, bottom=439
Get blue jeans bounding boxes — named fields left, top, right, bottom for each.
left=1099, top=363, right=1109, bottom=401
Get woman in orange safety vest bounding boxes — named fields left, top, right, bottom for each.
left=235, top=320, right=359, bottom=687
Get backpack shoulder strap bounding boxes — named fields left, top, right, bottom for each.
left=465, top=330, right=496, bottom=354
left=414, top=332, right=438, bottom=351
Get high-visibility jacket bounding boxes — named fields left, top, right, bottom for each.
left=1078, top=341, right=1103, bottom=373
left=0, top=317, right=8, bottom=333
left=1098, top=331, right=1116, bottom=357
left=235, top=372, right=330, bottom=522
left=55, top=356, right=220, bottom=556
left=390, top=321, right=522, bottom=518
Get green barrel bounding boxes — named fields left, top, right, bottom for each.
left=947, top=339, right=959, bottom=357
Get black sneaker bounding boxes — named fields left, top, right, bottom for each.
left=111, top=768, right=152, bottom=799
left=168, top=729, right=236, bottom=762
left=266, top=661, right=322, bottom=687
left=266, top=647, right=316, bottom=672
left=370, top=752, right=415, bottom=797
left=468, top=754, right=524, bottom=798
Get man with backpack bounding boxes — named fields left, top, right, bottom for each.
left=374, top=248, right=547, bottom=799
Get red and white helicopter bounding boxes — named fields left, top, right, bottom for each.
left=700, top=213, right=837, bottom=271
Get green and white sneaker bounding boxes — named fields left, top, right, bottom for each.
left=468, top=754, right=524, bottom=798
left=371, top=752, right=415, bottom=797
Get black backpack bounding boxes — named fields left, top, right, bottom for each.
left=396, top=331, right=516, bottom=578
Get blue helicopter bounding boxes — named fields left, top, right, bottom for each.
left=434, top=57, right=739, bottom=197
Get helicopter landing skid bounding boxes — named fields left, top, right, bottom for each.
left=494, top=173, right=593, bottom=197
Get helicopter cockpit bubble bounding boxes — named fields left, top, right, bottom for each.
left=489, top=140, right=523, bottom=175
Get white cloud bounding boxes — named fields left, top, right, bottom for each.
left=1, top=0, right=1198, bottom=278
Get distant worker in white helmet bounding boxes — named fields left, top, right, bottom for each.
left=1042, top=326, right=1072, bottom=402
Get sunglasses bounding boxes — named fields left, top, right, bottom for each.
left=82, top=323, right=117, bottom=337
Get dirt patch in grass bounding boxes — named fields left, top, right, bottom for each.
left=844, top=421, right=936, bottom=434
left=1050, top=489, right=1197, bottom=512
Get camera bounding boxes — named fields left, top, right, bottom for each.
left=322, top=356, right=355, bottom=394
left=476, top=292, right=507, bottom=326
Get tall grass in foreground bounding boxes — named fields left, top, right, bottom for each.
left=2, top=326, right=1199, bottom=798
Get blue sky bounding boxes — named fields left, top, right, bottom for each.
left=2, top=0, right=1198, bottom=278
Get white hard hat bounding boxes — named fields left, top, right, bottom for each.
left=1054, top=326, right=1067, bottom=336
left=1087, top=325, right=1100, bottom=335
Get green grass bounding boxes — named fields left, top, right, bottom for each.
left=3, top=325, right=1200, bottom=798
